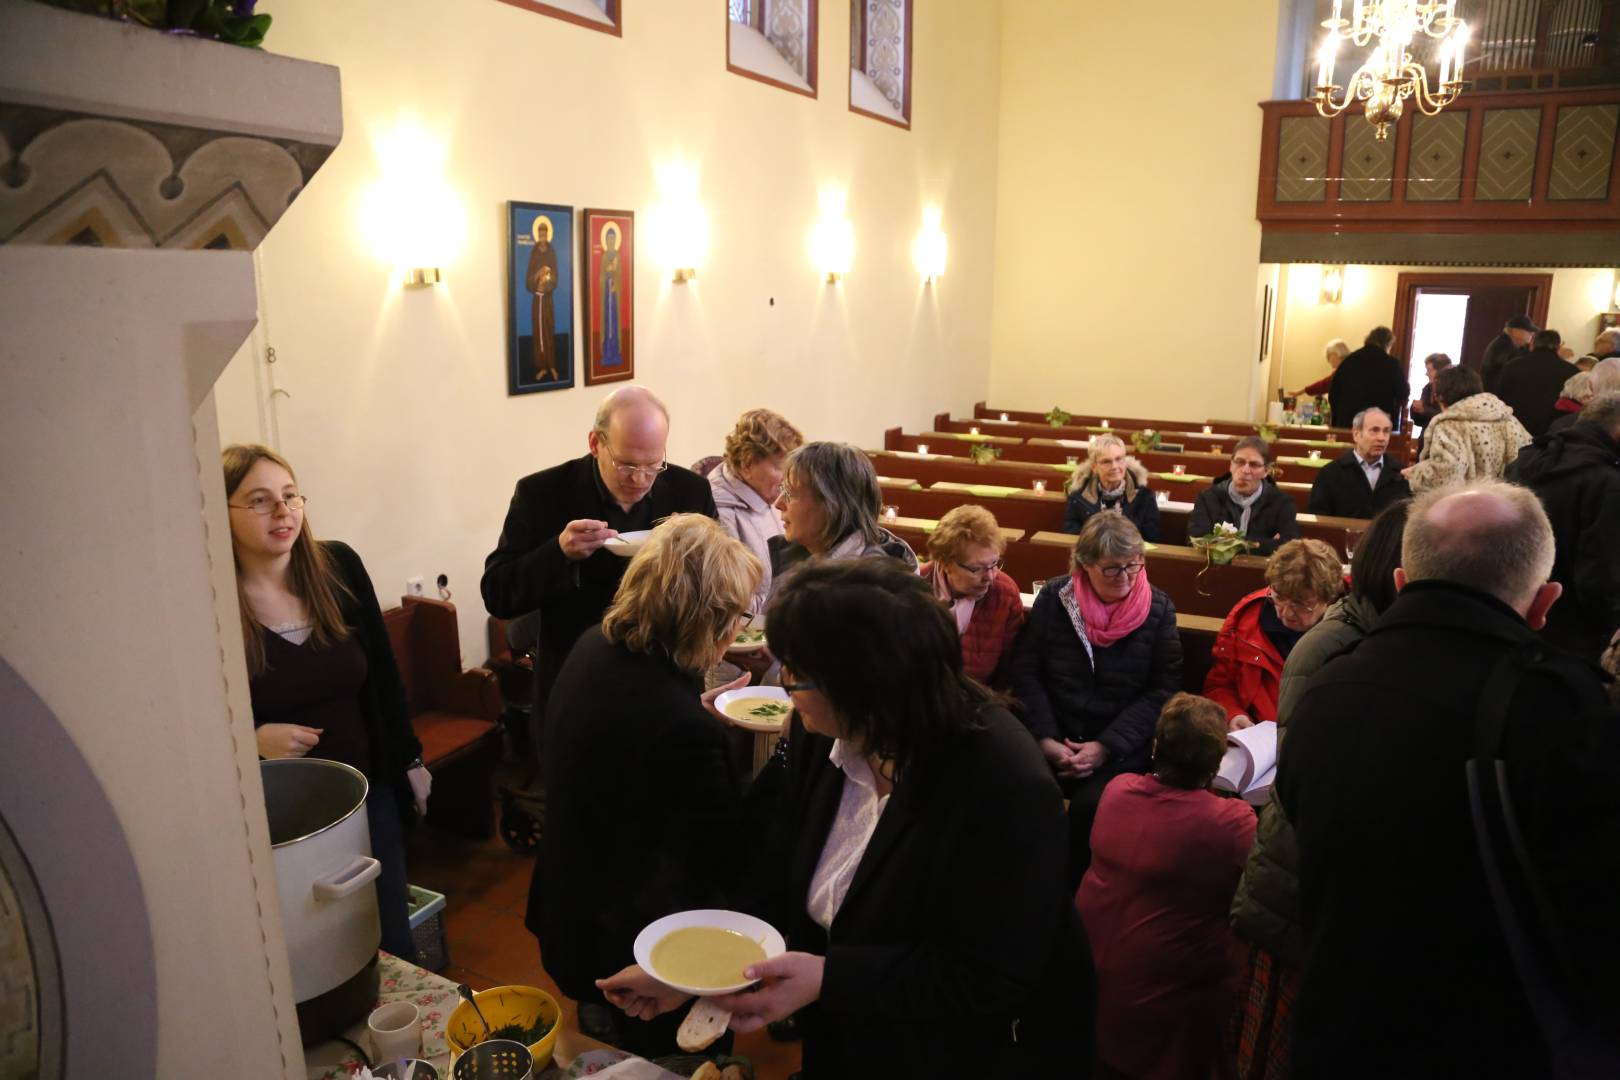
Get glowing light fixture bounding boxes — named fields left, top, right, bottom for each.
left=651, top=162, right=709, bottom=283
left=913, top=207, right=948, bottom=283
left=1313, top=1, right=1469, bottom=140
left=360, top=118, right=466, bottom=287
left=811, top=187, right=854, bottom=284
left=1320, top=265, right=1345, bottom=304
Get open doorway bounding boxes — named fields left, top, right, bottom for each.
left=1392, top=273, right=1553, bottom=412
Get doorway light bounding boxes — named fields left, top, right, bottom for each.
left=1320, top=265, right=1345, bottom=305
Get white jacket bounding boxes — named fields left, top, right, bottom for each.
left=709, top=462, right=783, bottom=611
left=1407, top=392, right=1531, bottom=493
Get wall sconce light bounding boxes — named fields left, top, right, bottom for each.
left=811, top=188, right=854, bottom=284
left=1612, top=270, right=1620, bottom=310
left=913, top=207, right=948, bottom=283
left=1320, top=264, right=1345, bottom=304
left=362, top=119, right=465, bottom=288
left=652, top=162, right=708, bottom=284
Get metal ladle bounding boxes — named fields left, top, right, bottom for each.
left=457, top=983, right=492, bottom=1040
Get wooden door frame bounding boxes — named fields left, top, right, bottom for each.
left=1391, top=272, right=1554, bottom=364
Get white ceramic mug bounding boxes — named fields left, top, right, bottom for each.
left=369, top=1001, right=422, bottom=1062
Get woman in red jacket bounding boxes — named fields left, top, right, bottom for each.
left=918, top=504, right=1025, bottom=687
left=1203, top=539, right=1344, bottom=730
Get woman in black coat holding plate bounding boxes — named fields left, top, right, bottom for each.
left=598, top=559, right=1093, bottom=1078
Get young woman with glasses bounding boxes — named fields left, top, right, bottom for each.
left=1008, top=511, right=1183, bottom=884
left=223, top=443, right=428, bottom=962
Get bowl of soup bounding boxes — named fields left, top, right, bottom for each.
left=730, top=617, right=769, bottom=653
left=634, top=909, right=787, bottom=996
left=603, top=529, right=653, bottom=557
left=714, top=686, right=792, bottom=732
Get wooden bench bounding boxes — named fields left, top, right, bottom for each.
left=998, top=533, right=1269, bottom=620
left=383, top=595, right=503, bottom=839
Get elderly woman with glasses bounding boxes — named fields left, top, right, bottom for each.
left=1063, top=433, right=1162, bottom=541
left=597, top=559, right=1093, bottom=1076
left=919, top=505, right=1025, bottom=687
left=1009, top=513, right=1182, bottom=881
left=711, top=408, right=805, bottom=613
left=527, top=514, right=762, bottom=1057
left=1188, top=436, right=1300, bottom=555
left=769, top=441, right=918, bottom=591
left=1203, top=538, right=1344, bottom=733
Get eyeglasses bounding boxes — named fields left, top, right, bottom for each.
left=777, top=484, right=809, bottom=502
left=1232, top=458, right=1269, bottom=471
left=1094, top=560, right=1146, bottom=580
left=228, top=494, right=307, bottom=515
left=953, top=558, right=1004, bottom=576
left=781, top=665, right=818, bottom=693
left=599, top=443, right=668, bottom=481
left=1270, top=592, right=1326, bottom=618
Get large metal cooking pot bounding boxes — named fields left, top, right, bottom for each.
left=261, top=758, right=382, bottom=1042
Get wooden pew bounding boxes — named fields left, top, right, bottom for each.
left=867, top=450, right=1318, bottom=514
left=953, top=408, right=1410, bottom=459
left=1000, top=532, right=1270, bottom=620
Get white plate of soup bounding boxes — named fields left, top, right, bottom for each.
left=634, top=909, right=786, bottom=997
left=714, top=686, right=792, bottom=732
left=730, top=617, right=769, bottom=653
left=602, top=529, right=652, bottom=557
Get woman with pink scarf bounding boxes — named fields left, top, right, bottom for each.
left=1009, top=512, right=1183, bottom=885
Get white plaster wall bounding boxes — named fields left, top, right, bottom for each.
left=1272, top=264, right=1620, bottom=392
left=222, top=0, right=1004, bottom=664
left=986, top=0, right=1280, bottom=422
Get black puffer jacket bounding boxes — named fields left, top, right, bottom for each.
left=1508, top=421, right=1620, bottom=659
left=1187, top=475, right=1301, bottom=555
left=1007, top=577, right=1182, bottom=771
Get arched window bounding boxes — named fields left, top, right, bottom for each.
left=727, top=0, right=820, bottom=98
left=849, top=0, right=911, bottom=127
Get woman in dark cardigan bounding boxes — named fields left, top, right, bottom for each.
left=1188, top=436, right=1300, bottom=555
left=599, top=560, right=1093, bottom=1078
left=530, top=514, right=762, bottom=1057
left=225, top=444, right=428, bottom=962
left=1008, top=512, right=1182, bottom=883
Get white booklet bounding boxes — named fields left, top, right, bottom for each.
left=1212, top=720, right=1278, bottom=806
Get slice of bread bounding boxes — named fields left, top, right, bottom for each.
left=677, top=999, right=733, bottom=1053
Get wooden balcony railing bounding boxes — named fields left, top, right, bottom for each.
left=1257, top=86, right=1620, bottom=233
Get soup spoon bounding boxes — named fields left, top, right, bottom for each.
left=457, top=983, right=492, bottom=1038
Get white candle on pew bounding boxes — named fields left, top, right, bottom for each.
left=969, top=426, right=980, bottom=435
left=1000, top=412, right=1009, bottom=421
left=1202, top=424, right=1213, bottom=434
left=1100, top=419, right=1110, bottom=428
left=1032, top=479, right=1046, bottom=493
left=917, top=442, right=930, bottom=455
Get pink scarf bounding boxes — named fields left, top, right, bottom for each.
left=1071, top=565, right=1153, bottom=647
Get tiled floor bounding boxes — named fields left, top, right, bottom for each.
left=407, top=823, right=800, bottom=1080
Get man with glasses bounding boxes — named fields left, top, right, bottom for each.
left=481, top=385, right=717, bottom=750
left=1188, top=436, right=1301, bottom=555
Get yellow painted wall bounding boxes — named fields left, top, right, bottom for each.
left=1273, top=264, right=1619, bottom=393
left=219, top=0, right=1004, bottom=661
left=985, top=0, right=1281, bottom=421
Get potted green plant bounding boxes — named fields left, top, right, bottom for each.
left=969, top=443, right=1002, bottom=465
left=40, top=0, right=272, bottom=47
left=1130, top=428, right=1161, bottom=454
left=1045, top=406, right=1072, bottom=428
left=1191, top=522, right=1250, bottom=566
left=1256, top=423, right=1279, bottom=444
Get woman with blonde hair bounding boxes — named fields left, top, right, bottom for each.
left=711, top=407, right=805, bottom=611
left=1063, top=433, right=1161, bottom=540
left=527, top=513, right=763, bottom=1056
left=223, top=443, right=427, bottom=961
left=920, top=504, right=1024, bottom=686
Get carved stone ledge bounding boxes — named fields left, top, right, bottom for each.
left=0, top=0, right=341, bottom=251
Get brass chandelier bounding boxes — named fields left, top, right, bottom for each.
left=1312, top=0, right=1470, bottom=139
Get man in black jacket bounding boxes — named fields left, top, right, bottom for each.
left=1480, top=314, right=1536, bottom=392
left=1498, top=328, right=1581, bottom=437
left=1278, top=482, right=1620, bottom=1078
left=1187, top=437, right=1301, bottom=553
left=1509, top=392, right=1620, bottom=660
left=1306, top=406, right=1411, bottom=518
left=1328, top=326, right=1409, bottom=428
left=481, top=385, right=717, bottom=728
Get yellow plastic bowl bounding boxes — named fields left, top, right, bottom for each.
left=445, top=984, right=561, bottom=1072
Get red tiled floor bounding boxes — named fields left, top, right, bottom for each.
left=407, top=823, right=800, bottom=1078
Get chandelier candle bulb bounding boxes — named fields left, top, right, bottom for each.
left=1318, top=42, right=1335, bottom=87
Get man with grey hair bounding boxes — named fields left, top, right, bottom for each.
left=1576, top=327, right=1620, bottom=371
left=1278, top=481, right=1620, bottom=1076
left=1305, top=405, right=1411, bottom=518
left=482, top=384, right=717, bottom=728
left=1509, top=390, right=1620, bottom=659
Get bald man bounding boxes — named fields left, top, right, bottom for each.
left=481, top=386, right=717, bottom=727
left=1276, top=482, right=1620, bottom=1078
